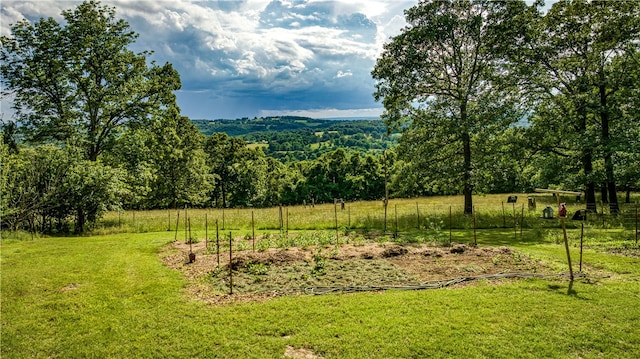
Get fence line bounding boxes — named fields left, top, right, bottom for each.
left=95, top=197, right=639, bottom=241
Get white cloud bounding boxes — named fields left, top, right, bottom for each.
left=335, top=70, right=352, bottom=78
left=1, top=0, right=415, bottom=119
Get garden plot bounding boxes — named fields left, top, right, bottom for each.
left=162, top=238, right=553, bottom=304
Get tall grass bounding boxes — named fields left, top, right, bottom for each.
left=95, top=194, right=639, bottom=243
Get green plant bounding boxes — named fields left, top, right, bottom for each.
left=246, top=261, right=269, bottom=276
left=311, top=249, right=326, bottom=276
left=235, top=240, right=250, bottom=251
left=491, top=256, right=501, bottom=266
left=188, top=232, right=200, bottom=244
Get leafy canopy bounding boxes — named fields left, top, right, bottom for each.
left=0, top=0, right=181, bottom=161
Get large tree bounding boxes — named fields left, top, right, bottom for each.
left=0, top=0, right=180, bottom=161
left=372, top=0, right=524, bottom=214
left=511, top=0, right=640, bottom=213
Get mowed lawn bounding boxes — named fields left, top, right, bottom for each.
left=2, top=229, right=640, bottom=358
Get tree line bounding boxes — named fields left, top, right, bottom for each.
left=1, top=0, right=639, bottom=234
left=372, top=0, right=640, bottom=214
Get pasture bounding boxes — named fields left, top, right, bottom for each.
left=1, top=194, right=639, bottom=358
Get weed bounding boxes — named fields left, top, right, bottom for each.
left=235, top=241, right=250, bottom=251
left=491, top=256, right=501, bottom=266
left=311, top=249, right=326, bottom=276
left=246, top=261, right=269, bottom=276
left=512, top=252, right=522, bottom=262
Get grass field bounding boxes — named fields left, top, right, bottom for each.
left=2, top=194, right=639, bottom=358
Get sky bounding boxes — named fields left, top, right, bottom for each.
left=1, top=0, right=418, bottom=120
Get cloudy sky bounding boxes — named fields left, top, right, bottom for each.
left=1, top=0, right=417, bottom=120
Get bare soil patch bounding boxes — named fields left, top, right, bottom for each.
left=284, top=346, right=323, bottom=359
left=161, top=239, right=551, bottom=305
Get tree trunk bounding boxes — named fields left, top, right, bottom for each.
left=584, top=156, right=597, bottom=213
left=600, top=82, right=619, bottom=214
left=607, top=180, right=619, bottom=214
left=75, top=208, right=85, bottom=234
left=462, top=131, right=473, bottom=215
left=601, top=183, right=608, bottom=204
left=578, top=103, right=597, bottom=213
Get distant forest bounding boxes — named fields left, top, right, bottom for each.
left=192, top=117, right=398, bottom=162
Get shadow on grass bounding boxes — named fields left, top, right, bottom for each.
left=547, top=281, right=586, bottom=299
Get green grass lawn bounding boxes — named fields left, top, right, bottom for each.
left=3, top=193, right=640, bottom=357
left=2, top=227, right=639, bottom=358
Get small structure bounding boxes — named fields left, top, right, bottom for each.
left=528, top=197, right=536, bottom=209
left=542, top=206, right=554, bottom=219
left=507, top=195, right=518, bottom=203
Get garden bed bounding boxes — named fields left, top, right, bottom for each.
left=161, top=237, right=553, bottom=304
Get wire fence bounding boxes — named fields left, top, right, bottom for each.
left=96, top=196, right=639, bottom=245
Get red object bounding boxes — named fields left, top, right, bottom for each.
left=558, top=203, right=567, bottom=217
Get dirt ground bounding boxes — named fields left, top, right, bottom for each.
left=161, top=237, right=553, bottom=305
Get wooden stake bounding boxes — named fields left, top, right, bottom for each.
left=334, top=200, right=339, bottom=246
left=562, top=218, right=574, bottom=281
left=579, top=223, right=584, bottom=272
left=394, top=204, right=398, bottom=239
left=473, top=206, right=477, bottom=245
left=168, top=209, right=171, bottom=231
left=174, top=211, right=180, bottom=242
left=635, top=203, right=638, bottom=245
left=449, top=206, right=452, bottom=245
left=521, top=204, right=524, bottom=238
left=188, top=218, right=192, bottom=250
left=513, top=202, right=517, bottom=240
left=416, top=202, right=420, bottom=229
left=384, top=151, right=389, bottom=233
left=216, top=219, right=220, bottom=267
left=184, top=206, right=188, bottom=244
left=205, top=213, right=208, bottom=249
left=229, top=231, right=233, bottom=295
left=251, top=211, right=255, bottom=252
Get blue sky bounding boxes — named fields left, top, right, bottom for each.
left=1, top=0, right=416, bottom=120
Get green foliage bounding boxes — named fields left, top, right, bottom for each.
left=372, top=0, right=526, bottom=214
left=3, top=0, right=638, bottom=228
left=0, top=0, right=181, bottom=161
left=1, top=145, right=126, bottom=233
left=311, top=248, right=326, bottom=276
left=509, top=0, right=640, bottom=211
left=246, top=261, right=269, bottom=276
